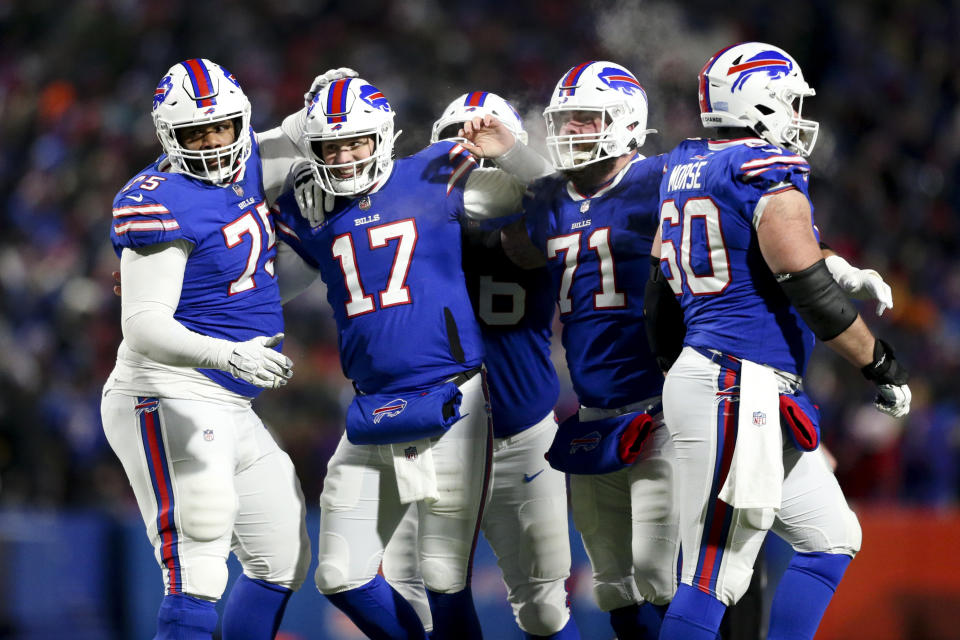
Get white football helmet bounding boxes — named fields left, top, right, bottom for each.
left=431, top=91, right=528, bottom=145
left=303, top=78, right=397, bottom=196
left=152, top=58, right=252, bottom=184
left=543, top=61, right=655, bottom=170
left=698, top=42, right=819, bottom=156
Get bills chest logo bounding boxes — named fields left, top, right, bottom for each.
left=134, top=398, right=159, bottom=416
left=598, top=66, right=646, bottom=98
left=569, top=430, right=602, bottom=454
left=753, top=411, right=767, bottom=426
left=728, top=51, right=792, bottom=92
left=404, top=446, right=418, bottom=460
left=359, top=84, right=390, bottom=111
left=153, top=75, right=173, bottom=111
left=373, top=398, right=407, bottom=424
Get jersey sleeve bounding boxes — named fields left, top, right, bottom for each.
left=271, top=192, right=323, bottom=270
left=110, top=192, right=189, bottom=257
left=734, top=147, right=811, bottom=197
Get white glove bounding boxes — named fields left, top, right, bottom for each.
left=225, top=333, right=293, bottom=389
left=874, top=383, right=911, bottom=418
left=303, top=67, right=359, bottom=107
left=293, top=161, right=325, bottom=227
left=824, top=254, right=893, bottom=316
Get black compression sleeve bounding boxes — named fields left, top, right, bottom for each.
left=643, top=257, right=686, bottom=370
left=776, top=259, right=859, bottom=341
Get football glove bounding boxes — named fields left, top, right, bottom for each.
left=303, top=67, right=359, bottom=107
left=292, top=161, right=335, bottom=227
left=226, top=333, right=293, bottom=389
left=861, top=339, right=911, bottom=418
left=824, top=254, right=893, bottom=316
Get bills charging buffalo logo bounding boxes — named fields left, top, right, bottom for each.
left=153, top=75, right=173, bottom=111
left=569, top=430, right=602, bottom=454
left=372, top=398, right=407, bottom=424
left=359, top=84, right=390, bottom=111
left=134, top=398, right=159, bottom=415
left=728, top=51, right=793, bottom=92
left=598, top=66, right=646, bottom=98
left=221, top=67, right=242, bottom=89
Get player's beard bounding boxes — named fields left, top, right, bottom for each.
left=563, top=156, right=620, bottom=193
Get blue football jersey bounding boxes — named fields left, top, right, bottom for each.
left=525, top=155, right=665, bottom=409
left=658, top=137, right=817, bottom=375
left=274, top=141, right=484, bottom=394
left=110, top=132, right=284, bottom=397
left=461, top=222, right=559, bottom=438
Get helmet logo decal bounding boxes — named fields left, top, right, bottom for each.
left=727, top=51, right=792, bottom=91
left=359, top=84, right=390, bottom=112
left=558, top=61, right=594, bottom=96
left=181, top=59, right=218, bottom=107
left=326, top=78, right=353, bottom=124
left=597, top=66, right=646, bottom=98
left=464, top=91, right=488, bottom=107
left=153, top=75, right=173, bottom=111
left=221, top=67, right=242, bottom=89
left=203, top=107, right=215, bottom=115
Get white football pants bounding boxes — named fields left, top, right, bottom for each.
left=314, top=374, right=493, bottom=597
left=570, top=398, right=681, bottom=612
left=382, top=411, right=574, bottom=636
left=663, top=347, right=862, bottom=605
left=100, top=390, right=311, bottom=600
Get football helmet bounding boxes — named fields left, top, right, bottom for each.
left=152, top=58, right=252, bottom=184
left=698, top=42, right=819, bottom=156
left=303, top=77, right=397, bottom=196
left=431, top=91, right=528, bottom=145
left=543, top=61, right=655, bottom=170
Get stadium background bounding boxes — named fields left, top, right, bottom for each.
left=1, top=0, right=958, bottom=638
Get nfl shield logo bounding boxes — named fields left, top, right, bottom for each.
left=203, top=429, right=215, bottom=441
left=359, top=196, right=371, bottom=211
left=580, top=200, right=590, bottom=213
left=752, top=411, right=766, bottom=426
left=232, top=184, right=244, bottom=197
left=404, top=446, right=418, bottom=460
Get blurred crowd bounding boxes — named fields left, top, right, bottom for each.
left=0, top=0, right=957, bottom=512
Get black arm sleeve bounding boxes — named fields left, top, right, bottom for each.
left=775, top=259, right=859, bottom=341
left=643, top=257, right=686, bottom=371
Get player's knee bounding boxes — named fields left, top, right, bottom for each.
left=517, top=601, right=567, bottom=636
left=314, top=532, right=351, bottom=594
left=840, top=509, right=862, bottom=557
left=178, top=474, right=236, bottom=542
left=513, top=581, right=570, bottom=636
left=420, top=558, right=465, bottom=594
left=633, top=570, right=677, bottom=606
left=187, top=556, right=230, bottom=600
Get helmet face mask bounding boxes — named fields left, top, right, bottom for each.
left=543, top=61, right=654, bottom=171
left=152, top=59, right=252, bottom=184
left=699, top=42, right=819, bottom=156
left=304, top=78, right=397, bottom=196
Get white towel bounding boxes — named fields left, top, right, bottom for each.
left=391, top=438, right=439, bottom=505
left=718, top=359, right=783, bottom=510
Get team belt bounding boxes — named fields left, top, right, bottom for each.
left=446, top=366, right=482, bottom=388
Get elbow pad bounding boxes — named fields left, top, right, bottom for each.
left=643, top=257, right=686, bottom=371
left=775, top=259, right=858, bottom=341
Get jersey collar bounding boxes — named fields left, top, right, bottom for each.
left=565, top=154, right=645, bottom=202
left=707, top=137, right=767, bottom=151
